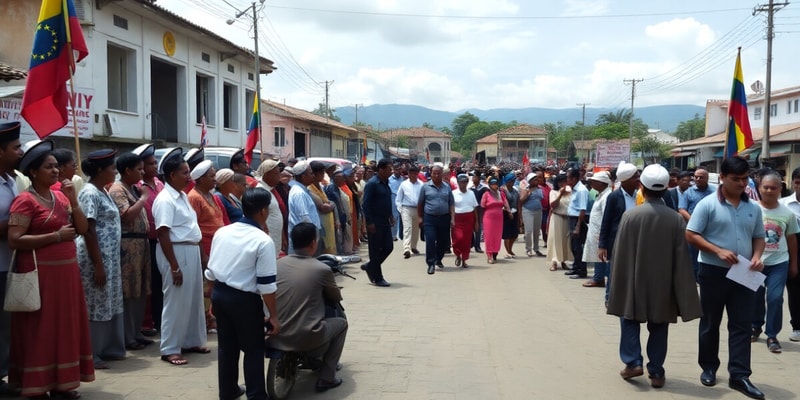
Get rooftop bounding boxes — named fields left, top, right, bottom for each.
left=381, top=127, right=450, bottom=139
left=0, top=62, right=26, bottom=81
left=263, top=100, right=357, bottom=132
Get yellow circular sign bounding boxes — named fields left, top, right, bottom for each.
left=163, top=32, right=176, bottom=56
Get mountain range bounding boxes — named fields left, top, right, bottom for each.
left=334, top=104, right=706, bottom=133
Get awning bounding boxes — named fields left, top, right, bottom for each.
left=713, top=149, right=724, bottom=158
left=670, top=151, right=695, bottom=157
left=767, top=143, right=792, bottom=157
left=0, top=85, right=24, bottom=98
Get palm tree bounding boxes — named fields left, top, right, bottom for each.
left=596, top=109, right=632, bottom=125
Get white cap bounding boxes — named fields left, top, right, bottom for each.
left=617, top=162, right=638, bottom=182
left=640, top=164, right=670, bottom=191
left=588, top=171, right=612, bottom=186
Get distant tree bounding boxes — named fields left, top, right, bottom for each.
left=634, top=136, right=671, bottom=164
left=456, top=121, right=510, bottom=154
left=675, top=113, right=705, bottom=142
left=422, top=122, right=435, bottom=129
left=311, top=102, right=341, bottom=122
left=451, top=112, right=480, bottom=140
left=596, top=109, right=632, bottom=125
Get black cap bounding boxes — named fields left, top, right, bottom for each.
left=131, top=143, right=155, bottom=159
left=184, top=148, right=204, bottom=170
left=0, top=122, right=21, bottom=143
left=230, top=149, right=245, bottom=169
left=86, top=149, right=117, bottom=170
left=19, top=140, right=53, bottom=174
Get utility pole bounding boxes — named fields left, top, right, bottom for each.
left=324, top=80, right=334, bottom=120
left=623, top=78, right=644, bottom=163
left=754, top=0, right=788, bottom=162
left=577, top=102, right=590, bottom=163
left=354, top=103, right=363, bottom=126
left=227, top=1, right=264, bottom=151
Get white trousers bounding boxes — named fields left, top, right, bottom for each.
left=157, top=243, right=207, bottom=355
left=400, top=206, right=420, bottom=253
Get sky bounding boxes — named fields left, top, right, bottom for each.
left=158, top=0, right=800, bottom=113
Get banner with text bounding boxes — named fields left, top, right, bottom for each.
left=0, top=87, right=94, bottom=142
left=595, top=142, right=630, bottom=168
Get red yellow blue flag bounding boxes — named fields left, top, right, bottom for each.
left=244, top=94, right=260, bottom=165
left=725, top=48, right=753, bottom=158
left=21, top=0, right=88, bottom=139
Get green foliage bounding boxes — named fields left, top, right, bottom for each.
left=422, top=122, right=435, bottom=129
left=395, top=135, right=410, bottom=148
left=451, top=112, right=480, bottom=140
left=634, top=135, right=671, bottom=163
left=675, top=113, right=705, bottom=142
left=311, top=102, right=341, bottom=122
left=456, top=120, right=512, bottom=154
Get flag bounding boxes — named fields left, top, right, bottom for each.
left=21, top=0, right=88, bottom=139
left=725, top=48, right=753, bottom=158
left=522, top=150, right=529, bottom=169
left=244, top=94, right=260, bottom=165
left=360, top=138, right=367, bottom=164
left=200, top=115, right=208, bottom=148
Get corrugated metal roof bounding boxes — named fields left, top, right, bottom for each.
left=0, top=63, right=26, bottom=81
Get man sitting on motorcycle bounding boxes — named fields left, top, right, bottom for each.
left=271, top=222, right=348, bottom=392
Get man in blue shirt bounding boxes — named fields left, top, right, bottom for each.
left=686, top=156, right=766, bottom=400
left=679, top=167, right=718, bottom=281
left=565, top=168, right=589, bottom=278
left=417, top=164, right=455, bottom=275
left=361, top=159, right=395, bottom=287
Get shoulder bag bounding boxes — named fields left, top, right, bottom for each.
left=4, top=250, right=40, bottom=312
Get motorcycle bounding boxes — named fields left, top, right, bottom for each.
left=265, top=254, right=349, bottom=400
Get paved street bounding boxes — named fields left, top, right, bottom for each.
left=80, top=238, right=800, bottom=399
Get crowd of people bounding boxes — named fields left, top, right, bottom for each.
left=1, top=114, right=799, bottom=399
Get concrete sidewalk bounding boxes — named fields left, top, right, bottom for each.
left=80, top=239, right=800, bottom=399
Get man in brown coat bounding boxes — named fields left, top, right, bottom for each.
left=607, top=164, right=702, bottom=389
left=271, top=222, right=348, bottom=392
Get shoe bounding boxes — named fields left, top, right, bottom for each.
left=360, top=263, right=375, bottom=283
left=374, top=279, right=391, bottom=287
left=751, top=327, right=762, bottom=342
left=569, top=273, right=587, bottom=279
left=393, top=237, right=398, bottom=241
left=141, top=328, right=158, bottom=337
left=232, top=385, right=246, bottom=398
left=561, top=262, right=568, bottom=270
left=455, top=257, right=462, bottom=267
left=582, top=280, right=604, bottom=287
left=461, top=261, right=468, bottom=268
left=649, top=374, right=665, bottom=388
left=534, top=251, right=545, bottom=257
left=564, top=270, right=579, bottom=276
left=526, top=251, right=533, bottom=257
left=620, top=365, right=643, bottom=380
left=50, top=390, right=82, bottom=399
left=700, top=370, right=716, bottom=387
left=475, top=248, right=484, bottom=253
left=411, top=248, right=420, bottom=254
left=427, top=265, right=435, bottom=275
left=767, top=337, right=782, bottom=353
left=404, top=251, right=411, bottom=259
left=728, top=378, right=764, bottom=399
left=315, top=378, right=343, bottom=392
left=790, top=330, right=800, bottom=342
left=436, top=262, right=444, bottom=269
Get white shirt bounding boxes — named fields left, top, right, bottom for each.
left=257, top=180, right=283, bottom=249
left=152, top=183, right=202, bottom=242
left=205, top=219, right=277, bottom=299
left=395, top=179, right=423, bottom=208
left=453, top=189, right=479, bottom=214
left=780, top=194, right=800, bottom=225
left=622, top=188, right=637, bottom=211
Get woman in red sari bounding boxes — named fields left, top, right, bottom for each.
left=7, top=140, right=92, bottom=399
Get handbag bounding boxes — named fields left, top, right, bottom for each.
left=4, top=249, right=40, bottom=312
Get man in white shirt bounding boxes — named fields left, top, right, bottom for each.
left=780, top=166, right=800, bottom=342
left=152, top=148, right=207, bottom=366
left=206, top=188, right=280, bottom=400
left=255, top=160, right=284, bottom=253
left=395, top=164, right=423, bottom=258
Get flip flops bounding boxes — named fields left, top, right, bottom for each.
left=161, top=354, right=188, bottom=365
left=181, top=346, right=211, bottom=354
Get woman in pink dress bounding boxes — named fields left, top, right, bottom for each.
left=481, top=177, right=511, bottom=264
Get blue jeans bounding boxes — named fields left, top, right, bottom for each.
left=591, top=262, right=609, bottom=283
left=753, top=261, right=789, bottom=338
left=619, top=318, right=669, bottom=377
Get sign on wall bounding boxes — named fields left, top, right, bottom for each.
left=595, top=142, right=630, bottom=167
left=0, top=87, right=95, bottom=141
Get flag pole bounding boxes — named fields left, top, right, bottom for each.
left=63, top=0, right=82, bottom=172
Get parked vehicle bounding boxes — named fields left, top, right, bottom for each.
left=153, top=147, right=263, bottom=171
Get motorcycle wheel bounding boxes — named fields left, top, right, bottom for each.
left=266, top=354, right=299, bottom=400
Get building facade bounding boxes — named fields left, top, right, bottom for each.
left=261, top=100, right=357, bottom=160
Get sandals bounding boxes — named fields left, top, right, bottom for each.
left=550, top=263, right=558, bottom=271
left=487, top=259, right=495, bottom=264
left=181, top=346, right=211, bottom=354
left=161, top=354, right=188, bottom=365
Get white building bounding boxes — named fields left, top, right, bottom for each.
left=0, top=0, right=274, bottom=149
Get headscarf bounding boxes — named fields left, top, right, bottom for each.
left=215, top=168, right=235, bottom=185
left=502, top=172, right=515, bottom=185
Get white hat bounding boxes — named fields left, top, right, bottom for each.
left=588, top=171, right=612, bottom=186
left=640, top=164, right=670, bottom=191
left=617, top=162, right=638, bottom=182
left=190, top=160, right=213, bottom=181
left=526, top=172, right=537, bottom=182
left=291, top=160, right=310, bottom=176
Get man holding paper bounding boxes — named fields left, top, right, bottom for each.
left=686, top=156, right=766, bottom=400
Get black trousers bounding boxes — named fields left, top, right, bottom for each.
left=366, top=224, right=393, bottom=282
left=568, top=217, right=588, bottom=273
left=211, top=282, right=267, bottom=400
left=788, top=233, right=800, bottom=330
left=424, top=214, right=451, bottom=267
left=473, top=208, right=484, bottom=250
left=697, top=263, right=755, bottom=379
left=149, top=239, right=163, bottom=330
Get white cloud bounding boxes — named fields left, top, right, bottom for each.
left=645, top=18, right=716, bottom=48
left=562, top=0, right=610, bottom=17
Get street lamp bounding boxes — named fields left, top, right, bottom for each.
left=227, top=0, right=265, bottom=147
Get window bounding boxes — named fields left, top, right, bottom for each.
left=196, top=74, right=215, bottom=124
left=107, top=43, right=137, bottom=112
left=754, top=107, right=762, bottom=120
left=795, top=99, right=799, bottom=113
left=244, top=89, right=255, bottom=129
left=770, top=104, right=778, bottom=117
left=201, top=52, right=210, bottom=63
left=789, top=101, right=793, bottom=114
left=223, top=83, right=238, bottom=129
left=227, top=64, right=235, bottom=73
left=113, top=15, right=128, bottom=30
left=248, top=72, right=254, bottom=81
left=274, top=127, right=285, bottom=147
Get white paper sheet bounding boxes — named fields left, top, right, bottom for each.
left=725, top=255, right=767, bottom=292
